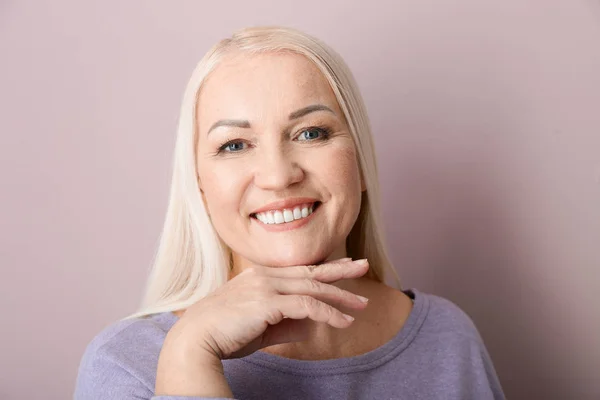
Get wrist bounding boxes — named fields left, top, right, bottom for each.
left=163, top=322, right=222, bottom=363
left=156, top=336, right=232, bottom=397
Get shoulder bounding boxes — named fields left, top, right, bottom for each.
left=74, top=312, right=175, bottom=399
left=81, top=312, right=173, bottom=368
left=407, top=289, right=506, bottom=398
left=413, top=289, right=485, bottom=343
left=405, top=288, right=495, bottom=365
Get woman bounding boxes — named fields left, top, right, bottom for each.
left=75, top=26, right=505, bottom=399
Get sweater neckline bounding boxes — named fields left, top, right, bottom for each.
left=162, top=287, right=429, bottom=376
left=238, top=287, right=428, bottom=376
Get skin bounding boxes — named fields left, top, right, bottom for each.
left=190, top=50, right=412, bottom=360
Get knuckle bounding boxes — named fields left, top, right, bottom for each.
left=326, top=305, right=336, bottom=318
left=297, top=295, right=317, bottom=310
left=334, top=286, right=348, bottom=299
left=265, top=309, right=283, bottom=325
left=303, top=278, right=321, bottom=292
left=301, top=265, right=315, bottom=276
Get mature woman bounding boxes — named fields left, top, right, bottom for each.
left=75, top=26, right=505, bottom=399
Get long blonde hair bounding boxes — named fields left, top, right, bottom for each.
left=126, top=26, right=402, bottom=320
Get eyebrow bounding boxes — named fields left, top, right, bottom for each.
left=206, top=104, right=335, bottom=136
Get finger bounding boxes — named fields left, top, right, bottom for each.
left=241, top=258, right=352, bottom=278
left=332, top=257, right=353, bottom=263
left=270, top=276, right=369, bottom=309
left=266, top=259, right=369, bottom=283
left=275, top=294, right=355, bottom=329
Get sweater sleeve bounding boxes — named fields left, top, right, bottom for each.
left=73, top=326, right=236, bottom=400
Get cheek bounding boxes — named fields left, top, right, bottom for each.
left=198, top=163, right=246, bottom=217
left=327, top=143, right=362, bottom=190
left=326, top=144, right=363, bottom=230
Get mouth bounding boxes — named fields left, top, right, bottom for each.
left=250, top=201, right=322, bottom=225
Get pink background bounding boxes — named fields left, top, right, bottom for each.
left=1, top=1, right=599, bottom=399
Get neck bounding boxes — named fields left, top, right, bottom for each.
left=258, top=275, right=396, bottom=361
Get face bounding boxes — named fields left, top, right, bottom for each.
left=196, top=51, right=365, bottom=273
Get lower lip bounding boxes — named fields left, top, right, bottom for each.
left=252, top=204, right=320, bottom=232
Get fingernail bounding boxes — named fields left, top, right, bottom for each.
left=339, top=257, right=352, bottom=262
left=343, top=313, right=355, bottom=321
left=354, top=259, right=368, bottom=265
left=357, top=295, right=369, bottom=303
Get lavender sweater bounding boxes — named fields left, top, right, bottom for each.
left=74, top=288, right=505, bottom=399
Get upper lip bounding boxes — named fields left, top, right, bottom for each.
left=250, top=197, right=319, bottom=215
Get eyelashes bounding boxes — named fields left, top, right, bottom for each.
left=215, top=125, right=333, bottom=155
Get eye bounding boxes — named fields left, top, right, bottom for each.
left=297, top=126, right=331, bottom=141
left=218, top=140, right=247, bottom=153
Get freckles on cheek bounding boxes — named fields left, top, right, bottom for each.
left=330, top=145, right=361, bottom=185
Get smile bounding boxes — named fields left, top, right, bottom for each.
left=252, top=202, right=321, bottom=225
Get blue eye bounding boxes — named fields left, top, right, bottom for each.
left=216, top=126, right=332, bottom=155
left=297, top=126, right=331, bottom=141
left=219, top=141, right=247, bottom=153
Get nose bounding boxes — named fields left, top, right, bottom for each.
left=253, top=145, right=304, bottom=190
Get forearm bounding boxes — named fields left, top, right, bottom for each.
left=155, top=339, right=234, bottom=398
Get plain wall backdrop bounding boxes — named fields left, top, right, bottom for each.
left=1, top=1, right=599, bottom=399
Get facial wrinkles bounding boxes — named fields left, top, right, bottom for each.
left=194, top=53, right=363, bottom=269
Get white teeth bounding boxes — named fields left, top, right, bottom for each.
left=254, top=203, right=316, bottom=225
left=283, top=209, right=294, bottom=222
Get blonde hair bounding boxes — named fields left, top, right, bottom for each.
left=125, top=26, right=402, bottom=320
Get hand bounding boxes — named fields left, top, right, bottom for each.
left=167, top=258, right=370, bottom=360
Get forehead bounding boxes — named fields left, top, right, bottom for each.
left=196, top=52, right=340, bottom=129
